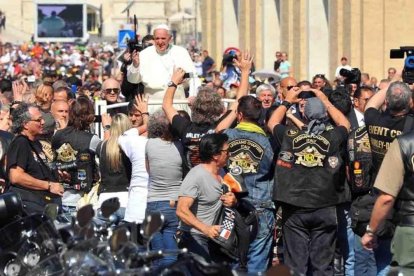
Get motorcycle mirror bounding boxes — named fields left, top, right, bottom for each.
left=76, top=204, right=94, bottom=228
left=109, top=227, right=130, bottom=253
left=43, top=204, right=59, bottom=221
left=0, top=192, right=23, bottom=227
left=100, top=197, right=120, bottom=219
left=141, top=212, right=164, bottom=240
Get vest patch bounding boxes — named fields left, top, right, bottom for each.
left=291, top=134, right=330, bottom=167
left=411, top=155, right=414, bottom=171
left=56, top=143, right=78, bottom=162
left=293, top=134, right=331, bottom=152
left=40, top=140, right=54, bottom=162
left=287, top=129, right=298, bottom=137
left=228, top=139, right=264, bottom=174
left=295, top=146, right=325, bottom=167
left=328, top=156, right=339, bottom=169
left=356, top=131, right=371, bottom=153
left=279, top=151, right=294, bottom=162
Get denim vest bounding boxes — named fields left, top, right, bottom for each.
left=225, top=128, right=275, bottom=209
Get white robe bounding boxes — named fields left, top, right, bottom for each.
left=127, top=45, right=201, bottom=112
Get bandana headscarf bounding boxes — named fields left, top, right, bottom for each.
left=305, top=98, right=329, bottom=136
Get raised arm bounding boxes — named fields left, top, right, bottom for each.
left=126, top=50, right=142, bottom=84
left=162, top=68, right=185, bottom=124
left=134, top=94, right=149, bottom=136
left=267, top=87, right=301, bottom=131
left=312, top=88, right=350, bottom=131
left=215, top=51, right=253, bottom=132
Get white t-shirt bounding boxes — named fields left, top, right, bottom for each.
left=118, top=128, right=149, bottom=223
left=118, top=128, right=149, bottom=189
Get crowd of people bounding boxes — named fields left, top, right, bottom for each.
left=1, top=23, right=414, bottom=275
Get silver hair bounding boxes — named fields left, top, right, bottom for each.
left=11, top=103, right=38, bottom=134
left=386, top=81, right=412, bottom=114
left=256, top=83, right=276, bottom=97
left=147, top=109, right=174, bottom=141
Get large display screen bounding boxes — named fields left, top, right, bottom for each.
left=37, top=4, right=83, bottom=38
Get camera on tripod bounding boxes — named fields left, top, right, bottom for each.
left=390, top=46, right=414, bottom=84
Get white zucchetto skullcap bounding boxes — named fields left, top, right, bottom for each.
left=154, top=24, right=170, bottom=32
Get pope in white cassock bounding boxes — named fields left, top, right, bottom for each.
left=127, top=24, right=201, bottom=112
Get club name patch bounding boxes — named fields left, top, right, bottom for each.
left=292, top=134, right=331, bottom=167
left=228, top=139, right=264, bottom=174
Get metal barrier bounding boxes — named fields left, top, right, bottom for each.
left=94, top=98, right=235, bottom=139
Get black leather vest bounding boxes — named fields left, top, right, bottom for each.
left=395, top=131, right=414, bottom=217
left=275, top=125, right=346, bottom=208
left=52, top=127, right=96, bottom=192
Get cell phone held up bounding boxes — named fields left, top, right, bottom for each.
left=298, top=91, right=316, bottom=99
left=183, top=72, right=193, bottom=78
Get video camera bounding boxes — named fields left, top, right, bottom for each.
left=127, top=15, right=143, bottom=53
left=339, top=68, right=361, bottom=85
left=390, top=46, right=414, bottom=84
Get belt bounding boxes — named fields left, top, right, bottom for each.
left=395, top=199, right=414, bottom=211
left=397, top=215, right=414, bottom=227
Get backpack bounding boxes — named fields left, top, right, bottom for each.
left=347, top=126, right=373, bottom=195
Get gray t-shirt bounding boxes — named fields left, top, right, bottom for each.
left=146, top=138, right=183, bottom=202
left=178, top=164, right=223, bottom=234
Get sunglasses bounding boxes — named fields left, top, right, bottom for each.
left=286, top=85, right=297, bottom=91
left=30, top=117, right=44, bottom=123
left=314, top=74, right=325, bottom=79
left=105, top=88, right=120, bottom=94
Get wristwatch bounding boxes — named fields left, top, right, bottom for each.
left=103, top=125, right=111, bottom=131
left=366, top=225, right=376, bottom=236
left=167, top=81, right=177, bottom=88
left=281, top=100, right=292, bottom=109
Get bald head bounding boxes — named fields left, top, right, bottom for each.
left=279, top=77, right=298, bottom=99
left=51, top=100, right=69, bottom=122
left=102, top=78, right=121, bottom=104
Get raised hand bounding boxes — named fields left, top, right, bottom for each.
left=234, top=50, right=254, bottom=72
left=171, top=68, right=186, bottom=86
left=131, top=50, right=140, bottom=68
left=134, top=94, right=149, bottom=114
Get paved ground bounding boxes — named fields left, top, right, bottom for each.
left=0, top=23, right=31, bottom=44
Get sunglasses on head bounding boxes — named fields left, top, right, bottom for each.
left=314, top=74, right=325, bottom=79
left=105, top=88, right=120, bottom=94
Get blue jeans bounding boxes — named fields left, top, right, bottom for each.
left=145, top=201, right=179, bottom=269
left=337, top=203, right=355, bottom=276
left=247, top=209, right=275, bottom=273
left=354, top=234, right=391, bottom=276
